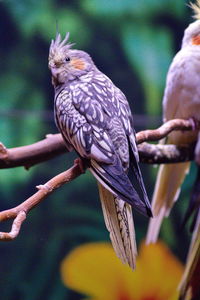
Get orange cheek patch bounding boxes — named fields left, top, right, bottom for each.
left=71, top=58, right=85, bottom=70
left=192, top=35, right=200, bottom=45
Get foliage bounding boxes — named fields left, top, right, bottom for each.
left=0, top=0, right=194, bottom=299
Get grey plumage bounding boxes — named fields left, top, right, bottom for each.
left=49, top=32, right=152, bottom=269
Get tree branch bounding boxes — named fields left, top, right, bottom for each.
left=0, top=118, right=198, bottom=169
left=0, top=133, right=67, bottom=169
left=138, top=143, right=195, bottom=164
left=0, top=118, right=199, bottom=241
left=136, top=118, right=197, bottom=144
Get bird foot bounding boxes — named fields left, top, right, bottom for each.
left=74, top=158, right=86, bottom=173
left=189, top=117, right=200, bottom=131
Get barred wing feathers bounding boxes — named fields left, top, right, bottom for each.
left=129, top=140, right=152, bottom=217
left=90, top=157, right=149, bottom=216
left=110, top=83, right=152, bottom=216
left=69, top=74, right=151, bottom=216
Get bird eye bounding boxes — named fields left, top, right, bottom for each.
left=65, top=57, right=71, bottom=62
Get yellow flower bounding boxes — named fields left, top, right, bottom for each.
left=60, top=241, right=183, bottom=300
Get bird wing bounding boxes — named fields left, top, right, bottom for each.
left=114, top=85, right=152, bottom=216
left=90, top=157, right=148, bottom=216
left=69, top=75, right=151, bottom=216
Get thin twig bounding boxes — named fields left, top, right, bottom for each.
left=0, top=163, right=83, bottom=240
left=136, top=118, right=198, bottom=144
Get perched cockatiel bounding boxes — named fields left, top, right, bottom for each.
left=146, top=1, right=200, bottom=298
left=146, top=1, right=200, bottom=245
left=48, top=32, right=152, bottom=269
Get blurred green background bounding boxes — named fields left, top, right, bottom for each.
left=0, top=0, right=196, bottom=299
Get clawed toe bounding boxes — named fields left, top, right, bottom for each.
left=74, top=157, right=86, bottom=173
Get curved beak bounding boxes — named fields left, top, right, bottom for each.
left=50, top=67, right=59, bottom=78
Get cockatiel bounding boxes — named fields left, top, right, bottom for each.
left=146, top=2, right=200, bottom=298
left=146, top=0, right=200, bottom=244
left=48, top=32, right=152, bottom=269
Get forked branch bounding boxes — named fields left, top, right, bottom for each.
left=0, top=163, right=83, bottom=240
left=0, top=118, right=199, bottom=241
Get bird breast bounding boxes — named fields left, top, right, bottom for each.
left=163, top=47, right=200, bottom=144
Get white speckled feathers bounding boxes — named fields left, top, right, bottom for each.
left=49, top=32, right=152, bottom=269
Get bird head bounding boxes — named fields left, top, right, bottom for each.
left=49, top=32, right=94, bottom=86
left=182, top=1, right=200, bottom=48
left=182, top=20, right=200, bottom=48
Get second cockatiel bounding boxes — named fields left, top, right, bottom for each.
left=146, top=2, right=200, bottom=244
left=48, top=33, right=152, bottom=269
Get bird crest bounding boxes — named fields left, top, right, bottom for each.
left=190, top=0, right=200, bottom=19
left=49, top=32, right=74, bottom=61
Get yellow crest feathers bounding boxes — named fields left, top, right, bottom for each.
left=190, top=0, right=200, bottom=19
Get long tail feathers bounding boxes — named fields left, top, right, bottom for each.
left=90, top=159, right=150, bottom=217
left=146, top=162, right=190, bottom=244
left=178, top=209, right=200, bottom=300
left=98, top=183, right=137, bottom=270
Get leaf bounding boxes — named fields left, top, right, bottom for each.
left=81, top=0, right=185, bottom=18
left=0, top=73, right=45, bottom=189
left=4, top=1, right=91, bottom=45
left=121, top=23, right=173, bottom=114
